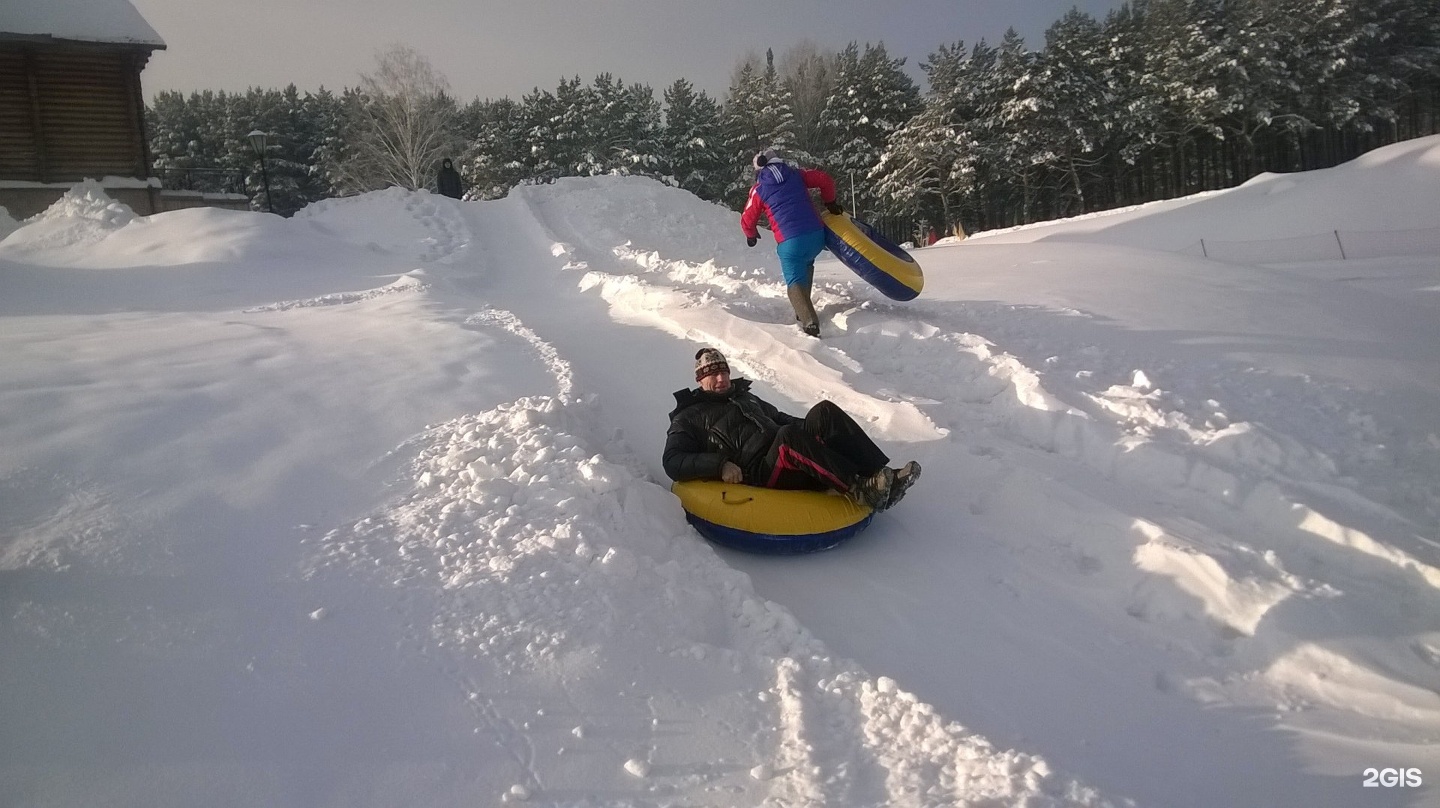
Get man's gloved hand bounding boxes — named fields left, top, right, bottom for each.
left=825, top=201, right=844, bottom=215
left=721, top=461, right=743, bottom=484
left=746, top=236, right=758, bottom=247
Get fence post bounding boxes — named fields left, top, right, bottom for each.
left=1200, top=238, right=1208, bottom=258
left=1334, top=230, right=1347, bottom=260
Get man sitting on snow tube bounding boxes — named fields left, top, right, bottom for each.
left=663, top=347, right=920, bottom=511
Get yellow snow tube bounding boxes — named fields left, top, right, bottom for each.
left=671, top=480, right=874, bottom=554
left=821, top=210, right=925, bottom=301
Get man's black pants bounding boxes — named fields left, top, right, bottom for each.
left=754, top=400, right=889, bottom=493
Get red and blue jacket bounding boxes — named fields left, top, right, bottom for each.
left=741, top=161, right=837, bottom=243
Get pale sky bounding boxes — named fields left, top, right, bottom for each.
left=128, top=0, right=1127, bottom=102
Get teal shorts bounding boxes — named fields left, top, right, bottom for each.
left=776, top=230, right=827, bottom=286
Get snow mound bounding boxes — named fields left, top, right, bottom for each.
left=515, top=175, right=752, bottom=268
left=0, top=205, right=18, bottom=241
left=0, top=203, right=402, bottom=276
left=294, top=187, right=472, bottom=263
left=973, top=134, right=1440, bottom=251
left=66, top=206, right=290, bottom=267
left=0, top=180, right=135, bottom=253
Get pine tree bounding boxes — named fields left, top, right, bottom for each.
left=944, top=40, right=1001, bottom=228
left=218, top=91, right=263, bottom=205
left=301, top=88, right=345, bottom=203
left=1028, top=11, right=1112, bottom=214
left=661, top=79, right=727, bottom=200
left=620, top=81, right=664, bottom=176
left=757, top=50, right=798, bottom=155
left=584, top=75, right=662, bottom=175
left=520, top=85, right=563, bottom=180
left=462, top=97, right=530, bottom=199
left=872, top=42, right=976, bottom=232
left=552, top=76, right=592, bottom=175
left=721, top=52, right=797, bottom=208
left=580, top=74, right=621, bottom=175
left=1315, top=0, right=1440, bottom=143
left=1100, top=1, right=1168, bottom=201
left=147, top=90, right=199, bottom=180
left=872, top=102, right=968, bottom=231
left=245, top=86, right=318, bottom=215
left=720, top=60, right=765, bottom=207
left=820, top=42, right=922, bottom=216
left=316, top=88, right=366, bottom=193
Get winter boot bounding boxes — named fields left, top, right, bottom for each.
left=788, top=282, right=820, bottom=337
left=885, top=461, right=922, bottom=509
left=848, top=466, right=895, bottom=511
left=800, top=279, right=821, bottom=336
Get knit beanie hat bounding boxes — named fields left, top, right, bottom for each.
left=694, top=347, right=730, bottom=382
left=753, top=148, right=780, bottom=169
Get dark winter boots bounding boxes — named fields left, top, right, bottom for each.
left=788, top=281, right=820, bottom=337
left=847, top=462, right=922, bottom=513
left=848, top=466, right=895, bottom=511
left=886, top=461, right=922, bottom=509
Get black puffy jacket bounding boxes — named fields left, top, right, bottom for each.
left=662, top=379, right=799, bottom=484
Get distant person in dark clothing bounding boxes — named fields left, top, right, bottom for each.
left=436, top=157, right=464, bottom=199
left=664, top=347, right=921, bottom=511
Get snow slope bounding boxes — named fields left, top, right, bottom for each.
left=2, top=136, right=1439, bottom=807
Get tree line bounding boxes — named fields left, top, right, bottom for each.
left=147, top=0, right=1439, bottom=234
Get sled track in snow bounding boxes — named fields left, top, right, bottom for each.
left=291, top=192, right=1129, bottom=806
left=512, top=190, right=1440, bottom=760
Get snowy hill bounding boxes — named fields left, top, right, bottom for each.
left=2, top=137, right=1439, bottom=808
left=969, top=134, right=1440, bottom=252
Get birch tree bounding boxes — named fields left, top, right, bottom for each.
left=334, top=45, right=460, bottom=193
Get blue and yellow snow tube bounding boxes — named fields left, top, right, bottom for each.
left=672, top=480, right=874, bottom=554
left=821, top=211, right=924, bottom=301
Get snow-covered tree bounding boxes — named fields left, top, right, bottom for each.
left=872, top=42, right=979, bottom=231
left=460, top=97, right=530, bottom=199
left=300, top=88, right=346, bottom=204
left=660, top=79, right=727, bottom=201
left=778, top=42, right=837, bottom=164
left=820, top=42, right=922, bottom=216
left=518, top=84, right=564, bottom=180
left=583, top=74, right=662, bottom=176
left=551, top=76, right=593, bottom=175
left=721, top=51, right=797, bottom=207
left=1027, top=10, right=1113, bottom=213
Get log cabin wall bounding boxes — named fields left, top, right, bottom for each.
left=0, top=39, right=159, bottom=217
left=0, top=47, right=41, bottom=182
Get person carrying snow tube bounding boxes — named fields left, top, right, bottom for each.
left=741, top=149, right=843, bottom=337
left=664, top=348, right=920, bottom=545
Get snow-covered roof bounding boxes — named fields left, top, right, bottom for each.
left=0, top=0, right=166, bottom=49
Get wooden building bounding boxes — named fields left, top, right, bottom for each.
left=0, top=0, right=168, bottom=218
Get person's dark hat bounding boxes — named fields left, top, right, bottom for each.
left=694, top=347, right=730, bottom=382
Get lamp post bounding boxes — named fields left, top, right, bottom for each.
left=246, top=129, right=273, bottom=213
